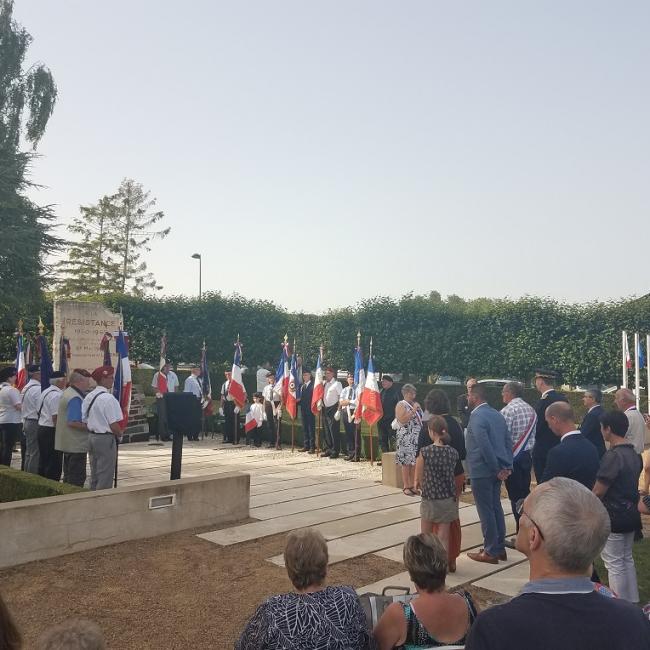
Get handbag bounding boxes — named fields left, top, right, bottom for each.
left=608, top=499, right=641, bottom=534
left=358, top=586, right=416, bottom=628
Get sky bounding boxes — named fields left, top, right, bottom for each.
left=14, top=0, right=650, bottom=313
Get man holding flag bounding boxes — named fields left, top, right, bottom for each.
left=225, top=338, right=247, bottom=444
left=299, top=369, right=315, bottom=453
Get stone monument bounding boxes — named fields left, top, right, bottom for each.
left=52, top=300, right=149, bottom=442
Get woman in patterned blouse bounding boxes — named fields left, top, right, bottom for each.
left=236, top=528, right=374, bottom=649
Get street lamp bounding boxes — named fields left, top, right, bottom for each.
left=191, top=253, right=202, bottom=299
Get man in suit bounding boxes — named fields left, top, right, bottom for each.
left=541, top=402, right=599, bottom=489
left=299, top=369, right=315, bottom=453
left=457, top=377, right=477, bottom=430
left=531, top=369, right=567, bottom=483
left=378, top=375, right=400, bottom=453
left=580, top=388, right=606, bottom=458
left=466, top=383, right=514, bottom=565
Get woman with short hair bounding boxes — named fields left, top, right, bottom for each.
left=373, top=533, right=478, bottom=649
left=395, top=384, right=423, bottom=496
left=236, top=528, right=374, bottom=649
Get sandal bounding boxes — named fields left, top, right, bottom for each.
left=403, top=487, right=418, bottom=496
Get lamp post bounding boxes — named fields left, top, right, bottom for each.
left=191, top=253, right=202, bottom=299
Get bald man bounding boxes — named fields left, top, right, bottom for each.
left=540, top=402, right=600, bottom=489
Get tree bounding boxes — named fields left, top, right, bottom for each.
left=0, top=0, right=59, bottom=325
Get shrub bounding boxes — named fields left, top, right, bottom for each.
left=0, top=468, right=85, bottom=503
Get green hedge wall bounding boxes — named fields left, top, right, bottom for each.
left=0, top=467, right=85, bottom=503
left=4, top=292, right=649, bottom=388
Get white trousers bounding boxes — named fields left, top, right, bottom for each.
left=601, top=531, right=639, bottom=603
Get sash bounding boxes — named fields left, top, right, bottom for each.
left=513, top=411, right=537, bottom=458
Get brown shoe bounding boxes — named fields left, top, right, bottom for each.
left=467, top=550, right=498, bottom=565
left=497, top=550, right=507, bottom=561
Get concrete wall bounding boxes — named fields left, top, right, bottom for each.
left=0, top=473, right=249, bottom=569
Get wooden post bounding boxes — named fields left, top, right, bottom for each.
left=316, top=412, right=321, bottom=458
left=369, top=424, right=374, bottom=466
left=291, top=420, right=295, bottom=453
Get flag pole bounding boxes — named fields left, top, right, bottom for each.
left=622, top=330, right=628, bottom=388
left=635, top=332, right=641, bottom=408
left=369, top=337, right=374, bottom=466
left=317, top=344, right=324, bottom=458
left=291, top=338, right=296, bottom=453
left=647, top=333, right=650, bottom=413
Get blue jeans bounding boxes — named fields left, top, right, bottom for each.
left=472, top=476, right=506, bottom=557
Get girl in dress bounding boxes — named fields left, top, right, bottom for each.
left=415, top=415, right=459, bottom=551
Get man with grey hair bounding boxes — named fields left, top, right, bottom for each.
left=580, top=388, right=606, bottom=457
left=614, top=388, right=645, bottom=456
left=465, top=477, right=650, bottom=650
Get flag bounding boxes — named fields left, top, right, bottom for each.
left=228, top=340, right=247, bottom=408
left=112, top=330, right=132, bottom=429
left=99, top=332, right=113, bottom=366
left=274, top=341, right=290, bottom=405
left=157, top=334, right=168, bottom=393
left=624, top=334, right=632, bottom=369
left=245, top=411, right=260, bottom=433
left=359, top=355, right=383, bottom=426
left=58, top=335, right=71, bottom=375
left=15, top=332, right=27, bottom=390
left=37, top=335, right=53, bottom=391
left=200, top=341, right=213, bottom=414
left=286, top=351, right=299, bottom=419
left=353, top=344, right=365, bottom=421
left=638, top=336, right=646, bottom=369
left=311, top=350, right=325, bottom=415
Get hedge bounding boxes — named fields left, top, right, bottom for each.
left=0, top=467, right=86, bottom=503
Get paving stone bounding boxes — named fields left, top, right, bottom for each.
left=250, top=479, right=378, bottom=507
left=472, top=559, right=530, bottom=596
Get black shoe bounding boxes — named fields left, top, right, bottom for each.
left=504, top=538, right=516, bottom=549
left=330, top=452, right=339, bottom=459
left=308, top=449, right=316, bottom=454
left=350, top=456, right=360, bottom=462
left=299, top=447, right=309, bottom=453
left=320, top=450, right=331, bottom=457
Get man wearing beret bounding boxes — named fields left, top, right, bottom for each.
left=532, top=369, right=568, bottom=482
left=83, top=366, right=124, bottom=490
left=55, top=369, right=91, bottom=487
left=21, top=364, right=42, bottom=473
left=37, top=370, right=67, bottom=480
left=0, top=367, right=22, bottom=467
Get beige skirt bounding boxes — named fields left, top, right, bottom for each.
left=420, top=497, right=458, bottom=523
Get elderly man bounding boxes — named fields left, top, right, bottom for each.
left=614, top=388, right=645, bottom=456
left=55, top=369, right=91, bottom=487
left=37, top=370, right=67, bottom=480
left=457, top=376, right=478, bottom=430
left=465, top=477, right=650, bottom=650
left=183, top=365, right=202, bottom=399
left=531, top=369, right=567, bottom=483
left=501, top=381, right=537, bottom=535
left=466, top=383, right=513, bottom=564
left=83, top=366, right=124, bottom=490
left=541, top=402, right=600, bottom=489
left=321, top=367, right=343, bottom=458
left=0, top=366, right=22, bottom=467
left=580, top=388, right=606, bottom=458
left=21, top=364, right=41, bottom=473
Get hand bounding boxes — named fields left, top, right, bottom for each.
left=218, top=408, right=224, bottom=417
left=155, top=392, right=162, bottom=399
left=234, top=407, right=240, bottom=414
left=317, top=400, right=323, bottom=409
left=497, top=469, right=511, bottom=481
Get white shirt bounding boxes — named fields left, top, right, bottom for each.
left=82, top=386, right=123, bottom=434
left=221, top=380, right=234, bottom=402
left=339, top=385, right=358, bottom=409
left=262, top=383, right=281, bottom=403
left=21, top=379, right=41, bottom=421
left=37, top=385, right=63, bottom=427
left=256, top=368, right=270, bottom=392
left=624, top=407, right=645, bottom=454
left=560, top=430, right=581, bottom=442
left=323, top=379, right=343, bottom=408
left=0, top=383, right=22, bottom=424
left=151, top=370, right=179, bottom=393
left=249, top=402, right=266, bottom=426
left=184, top=375, right=202, bottom=398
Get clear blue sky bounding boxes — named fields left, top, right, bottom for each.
left=16, top=1, right=650, bottom=312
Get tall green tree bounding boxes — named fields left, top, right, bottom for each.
left=0, top=0, right=59, bottom=325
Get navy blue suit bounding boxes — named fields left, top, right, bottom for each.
left=299, top=381, right=315, bottom=450
left=580, top=405, right=606, bottom=458
left=540, top=432, right=600, bottom=489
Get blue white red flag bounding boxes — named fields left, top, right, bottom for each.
left=228, top=340, right=247, bottom=408
left=245, top=411, right=259, bottom=433
left=112, top=330, right=132, bottom=428
left=353, top=344, right=366, bottom=422
left=58, top=335, right=71, bottom=376
left=15, top=332, right=27, bottom=390
left=359, top=355, right=383, bottom=426
left=38, top=334, right=53, bottom=391
left=311, top=350, right=325, bottom=415
left=638, top=336, right=646, bottom=369
left=286, top=351, right=300, bottom=419
left=157, top=334, right=168, bottom=393
left=275, top=342, right=290, bottom=405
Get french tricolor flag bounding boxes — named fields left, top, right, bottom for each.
left=359, top=355, right=383, bottom=426
left=157, top=334, right=168, bottom=393
left=15, top=332, right=27, bottom=391
left=245, top=411, right=259, bottom=433
left=311, top=350, right=324, bottom=415
left=353, top=344, right=365, bottom=421
left=274, top=342, right=290, bottom=405
left=228, top=340, right=247, bottom=408
left=286, top=351, right=300, bottom=419
left=113, top=330, right=132, bottom=429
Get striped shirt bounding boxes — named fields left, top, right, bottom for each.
left=501, top=397, right=537, bottom=456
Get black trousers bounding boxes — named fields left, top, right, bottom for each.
left=0, top=422, right=21, bottom=467
left=322, top=405, right=340, bottom=453
left=505, top=450, right=532, bottom=531
left=379, top=419, right=394, bottom=453
left=342, top=409, right=357, bottom=456
left=532, top=445, right=550, bottom=484
left=264, top=402, right=277, bottom=446
left=301, top=409, right=316, bottom=450
left=37, top=425, right=63, bottom=481
left=63, top=452, right=87, bottom=487
left=223, top=401, right=236, bottom=443
left=20, top=429, right=26, bottom=470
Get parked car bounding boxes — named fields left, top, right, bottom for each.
left=434, top=375, right=462, bottom=386
left=477, top=378, right=519, bottom=388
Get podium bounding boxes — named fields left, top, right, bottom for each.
left=163, top=393, right=202, bottom=480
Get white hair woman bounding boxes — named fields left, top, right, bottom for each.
left=394, top=384, right=423, bottom=496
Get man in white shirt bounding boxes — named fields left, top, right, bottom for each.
left=151, top=361, right=178, bottom=442
left=0, top=366, right=22, bottom=468
left=339, top=373, right=358, bottom=461
left=262, top=373, right=281, bottom=448
left=321, top=367, right=342, bottom=459
left=220, top=370, right=240, bottom=444
left=37, top=371, right=66, bottom=480
left=21, top=364, right=42, bottom=473
left=184, top=366, right=202, bottom=399
left=614, top=388, right=645, bottom=456
left=151, top=361, right=179, bottom=394
left=83, top=366, right=124, bottom=490
left=256, top=362, right=272, bottom=393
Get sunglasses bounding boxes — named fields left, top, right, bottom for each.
left=515, top=498, right=545, bottom=540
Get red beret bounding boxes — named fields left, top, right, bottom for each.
left=92, top=366, right=114, bottom=382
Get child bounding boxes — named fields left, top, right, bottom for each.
left=415, top=415, right=459, bottom=551
left=247, top=392, right=266, bottom=447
